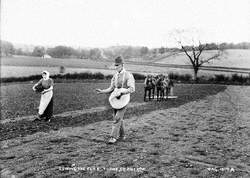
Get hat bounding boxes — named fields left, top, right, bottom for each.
left=41, top=70, right=50, bottom=80
left=42, top=70, right=49, bottom=75
left=114, top=56, right=124, bottom=66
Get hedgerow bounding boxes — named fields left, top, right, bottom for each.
left=1, top=72, right=249, bottom=85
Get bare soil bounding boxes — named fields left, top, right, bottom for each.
left=1, top=85, right=250, bottom=178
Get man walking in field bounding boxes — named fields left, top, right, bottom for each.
left=96, top=56, right=135, bottom=144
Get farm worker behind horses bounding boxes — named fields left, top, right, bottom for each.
left=96, top=56, right=135, bottom=144
left=169, top=78, right=174, bottom=96
left=32, top=71, right=54, bottom=122
left=163, top=75, right=169, bottom=98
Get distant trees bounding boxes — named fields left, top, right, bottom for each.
left=1, top=39, right=250, bottom=61
left=218, top=42, right=250, bottom=50
left=235, top=42, right=250, bottom=49
left=1, top=41, right=15, bottom=56
left=103, top=46, right=149, bottom=59
left=79, top=49, right=90, bottom=59
left=32, top=46, right=45, bottom=57
left=177, top=42, right=250, bottom=51
left=103, top=49, right=115, bottom=59
left=89, top=48, right=103, bottom=60
left=158, top=47, right=166, bottom=54
left=15, top=48, right=25, bottom=55
left=140, top=46, right=149, bottom=56
left=47, top=46, right=77, bottom=58
left=46, top=46, right=104, bottom=60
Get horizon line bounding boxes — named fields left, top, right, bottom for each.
left=2, top=39, right=250, bottom=49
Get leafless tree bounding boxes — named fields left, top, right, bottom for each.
left=171, top=29, right=224, bottom=82
left=179, top=41, right=223, bottom=81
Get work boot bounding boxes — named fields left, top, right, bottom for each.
left=108, top=137, right=117, bottom=144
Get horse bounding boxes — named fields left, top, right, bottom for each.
left=144, top=75, right=156, bottom=101
left=156, top=75, right=166, bottom=101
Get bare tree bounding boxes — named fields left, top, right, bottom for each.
left=179, top=41, right=223, bottom=81
left=171, top=29, right=224, bottom=82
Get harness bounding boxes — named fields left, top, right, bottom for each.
left=115, top=71, right=126, bottom=89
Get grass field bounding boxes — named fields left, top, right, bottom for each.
left=3, top=49, right=250, bottom=69
left=2, top=64, right=237, bottom=79
left=1, top=49, right=250, bottom=79
left=1, top=56, right=111, bottom=68
left=1, top=66, right=115, bottom=78
left=156, top=49, right=250, bottom=68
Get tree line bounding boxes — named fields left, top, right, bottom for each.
left=1, top=40, right=250, bottom=59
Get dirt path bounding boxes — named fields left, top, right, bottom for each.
left=1, top=86, right=250, bottom=178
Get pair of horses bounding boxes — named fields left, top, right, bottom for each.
left=144, top=75, right=171, bottom=101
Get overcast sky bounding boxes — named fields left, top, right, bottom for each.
left=1, top=0, right=250, bottom=48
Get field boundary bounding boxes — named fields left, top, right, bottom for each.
left=1, top=102, right=147, bottom=124
left=126, top=61, right=250, bottom=74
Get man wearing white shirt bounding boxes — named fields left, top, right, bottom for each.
left=96, top=56, right=135, bottom=144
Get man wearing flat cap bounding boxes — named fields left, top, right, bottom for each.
left=96, top=56, right=135, bottom=144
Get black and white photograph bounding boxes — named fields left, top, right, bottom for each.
left=1, top=0, right=250, bottom=177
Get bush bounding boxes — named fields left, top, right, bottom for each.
left=105, top=74, right=113, bottom=80
left=0, top=72, right=105, bottom=83
left=1, top=75, right=42, bottom=83
left=168, top=73, right=192, bottom=82
left=132, top=73, right=146, bottom=80
left=214, top=74, right=230, bottom=82
left=168, top=73, right=179, bottom=80
left=231, top=74, right=247, bottom=84
left=1, top=71, right=250, bottom=85
left=92, top=72, right=105, bottom=79
left=179, top=74, right=192, bottom=81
